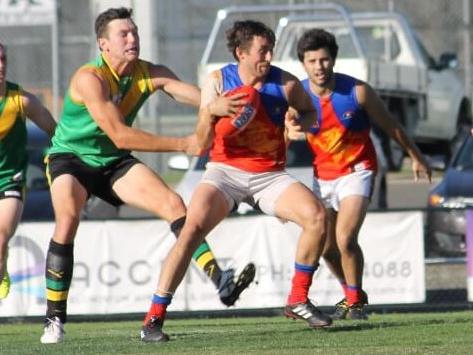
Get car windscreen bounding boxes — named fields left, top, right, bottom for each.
left=452, top=136, right=473, bottom=170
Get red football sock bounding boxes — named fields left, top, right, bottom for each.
left=345, top=285, right=362, bottom=306
left=143, top=302, right=168, bottom=325
left=287, top=269, right=314, bottom=304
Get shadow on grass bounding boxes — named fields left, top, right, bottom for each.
left=160, top=313, right=473, bottom=340
left=325, top=321, right=399, bottom=332
left=325, top=314, right=473, bottom=333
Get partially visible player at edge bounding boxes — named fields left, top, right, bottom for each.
left=0, top=42, right=56, bottom=300
left=140, top=19, right=332, bottom=343
left=289, top=28, right=431, bottom=320
left=39, top=7, right=255, bottom=344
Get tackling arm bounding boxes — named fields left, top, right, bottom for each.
left=73, top=68, right=196, bottom=154
left=22, top=91, right=56, bottom=138
left=148, top=63, right=201, bottom=108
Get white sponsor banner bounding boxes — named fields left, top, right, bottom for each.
left=0, top=211, right=424, bottom=317
left=0, top=0, right=55, bottom=26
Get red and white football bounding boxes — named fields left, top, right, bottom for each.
left=215, top=85, right=260, bottom=137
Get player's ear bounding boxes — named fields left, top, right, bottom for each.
left=235, top=46, right=245, bottom=61
left=98, top=38, right=106, bottom=52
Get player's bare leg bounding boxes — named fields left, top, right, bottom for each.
left=274, top=182, right=332, bottom=328
left=334, top=195, right=370, bottom=320
left=141, top=184, right=230, bottom=342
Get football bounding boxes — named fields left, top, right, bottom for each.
left=215, top=85, right=260, bottom=137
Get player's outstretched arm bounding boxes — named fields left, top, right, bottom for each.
left=73, top=68, right=196, bottom=154
left=358, top=81, right=432, bottom=182
left=22, top=91, right=56, bottom=137
left=148, top=63, right=201, bottom=108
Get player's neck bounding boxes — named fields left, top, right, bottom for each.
left=237, top=67, right=265, bottom=89
left=102, top=53, right=134, bottom=77
left=309, top=77, right=335, bottom=98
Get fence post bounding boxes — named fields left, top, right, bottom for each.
left=467, top=210, right=473, bottom=302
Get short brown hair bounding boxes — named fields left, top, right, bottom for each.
left=296, top=28, right=339, bottom=62
left=226, top=20, right=275, bottom=61
left=95, top=7, right=134, bottom=39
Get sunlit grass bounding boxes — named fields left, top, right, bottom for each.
left=1, top=311, right=472, bottom=354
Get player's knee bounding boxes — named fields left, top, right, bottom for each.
left=166, top=192, right=186, bottom=216
left=337, top=237, right=360, bottom=255
left=299, top=204, right=326, bottom=232
left=322, top=247, right=338, bottom=263
left=0, top=228, right=14, bottom=243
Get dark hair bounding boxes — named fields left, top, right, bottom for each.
left=95, top=7, right=134, bottom=39
left=296, top=28, right=339, bottom=62
left=226, top=20, right=275, bottom=61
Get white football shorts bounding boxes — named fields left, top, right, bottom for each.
left=312, top=169, right=375, bottom=211
left=200, top=162, right=299, bottom=216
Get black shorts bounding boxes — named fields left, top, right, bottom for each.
left=0, top=185, right=24, bottom=201
left=47, top=153, right=141, bottom=206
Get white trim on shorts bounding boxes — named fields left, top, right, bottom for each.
left=200, top=162, right=298, bottom=216
left=312, top=169, right=375, bottom=211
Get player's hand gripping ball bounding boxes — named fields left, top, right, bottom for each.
left=215, top=85, right=260, bottom=137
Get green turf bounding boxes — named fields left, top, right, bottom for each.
left=1, top=311, right=473, bottom=354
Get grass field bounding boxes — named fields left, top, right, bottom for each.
left=1, top=311, right=473, bottom=354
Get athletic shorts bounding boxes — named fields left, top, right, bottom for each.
left=312, top=169, right=375, bottom=211
left=201, top=162, right=298, bottom=216
left=47, top=153, right=141, bottom=206
left=0, top=185, right=24, bottom=201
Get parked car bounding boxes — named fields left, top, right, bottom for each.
left=425, top=134, right=473, bottom=257
left=169, top=137, right=387, bottom=214
left=22, top=123, right=54, bottom=220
